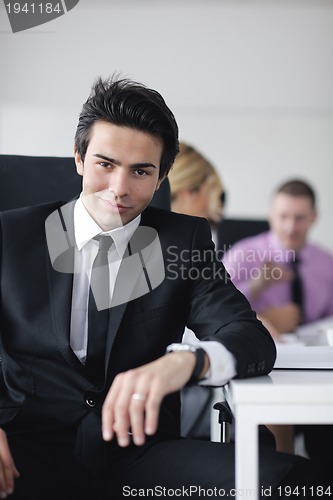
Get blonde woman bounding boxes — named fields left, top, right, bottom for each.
left=169, top=142, right=225, bottom=245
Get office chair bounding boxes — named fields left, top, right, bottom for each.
left=217, top=217, right=269, bottom=255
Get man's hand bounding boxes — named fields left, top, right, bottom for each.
left=257, top=314, right=282, bottom=341
left=0, top=429, right=20, bottom=498
left=250, top=261, right=293, bottom=299
left=260, top=303, right=301, bottom=333
left=102, top=351, right=208, bottom=447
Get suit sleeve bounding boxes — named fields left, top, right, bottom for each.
left=186, top=217, right=276, bottom=379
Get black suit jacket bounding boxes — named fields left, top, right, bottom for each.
left=0, top=200, right=275, bottom=469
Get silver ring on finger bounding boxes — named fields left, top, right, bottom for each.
left=131, top=393, right=146, bottom=402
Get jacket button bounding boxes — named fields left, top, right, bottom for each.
left=85, top=398, right=96, bottom=408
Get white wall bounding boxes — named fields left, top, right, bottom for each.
left=1, top=0, right=332, bottom=250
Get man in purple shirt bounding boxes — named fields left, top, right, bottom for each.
left=223, top=179, right=333, bottom=335
left=223, top=178, right=333, bottom=481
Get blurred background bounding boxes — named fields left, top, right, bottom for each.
left=1, top=0, right=332, bottom=248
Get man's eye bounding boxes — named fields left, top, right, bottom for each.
left=135, top=169, right=148, bottom=176
left=99, top=162, right=111, bottom=168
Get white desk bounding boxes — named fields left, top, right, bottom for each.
left=223, top=370, right=333, bottom=500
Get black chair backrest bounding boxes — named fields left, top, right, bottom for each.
left=0, top=155, right=81, bottom=210
left=217, top=217, right=269, bottom=254
left=0, top=154, right=170, bottom=211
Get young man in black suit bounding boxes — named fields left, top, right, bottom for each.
left=0, top=77, right=328, bottom=499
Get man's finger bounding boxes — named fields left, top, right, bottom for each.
left=144, top=385, right=163, bottom=437
left=129, top=393, right=147, bottom=446
left=0, top=430, right=20, bottom=497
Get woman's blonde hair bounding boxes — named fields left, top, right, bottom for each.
left=169, top=142, right=225, bottom=225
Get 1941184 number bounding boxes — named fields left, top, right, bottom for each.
left=5, top=3, right=62, bottom=14
left=277, top=485, right=331, bottom=497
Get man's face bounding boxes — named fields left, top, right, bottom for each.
left=75, top=121, right=164, bottom=230
left=269, top=193, right=317, bottom=251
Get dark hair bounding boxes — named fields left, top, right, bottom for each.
left=276, top=179, right=316, bottom=208
left=74, top=76, right=179, bottom=179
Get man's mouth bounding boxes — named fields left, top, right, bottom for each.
left=100, top=197, right=131, bottom=213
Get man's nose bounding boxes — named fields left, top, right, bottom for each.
left=285, top=218, right=297, bottom=233
left=109, top=170, right=129, bottom=197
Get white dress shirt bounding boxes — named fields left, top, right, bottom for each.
left=70, top=196, right=140, bottom=363
left=70, top=196, right=236, bottom=385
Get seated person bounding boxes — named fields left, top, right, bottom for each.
left=223, top=179, right=333, bottom=334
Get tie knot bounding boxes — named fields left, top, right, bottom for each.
left=96, top=235, right=113, bottom=253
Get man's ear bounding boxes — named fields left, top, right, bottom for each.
left=311, top=208, right=318, bottom=225
left=74, top=149, right=84, bottom=176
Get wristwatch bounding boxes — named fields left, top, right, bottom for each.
left=165, top=343, right=207, bottom=385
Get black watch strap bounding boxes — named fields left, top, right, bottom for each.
left=166, top=344, right=207, bottom=386
left=187, top=347, right=206, bottom=386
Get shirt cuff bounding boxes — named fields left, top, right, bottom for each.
left=197, top=341, right=237, bottom=387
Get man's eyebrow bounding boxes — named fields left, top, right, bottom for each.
left=93, top=153, right=120, bottom=165
left=93, top=154, right=157, bottom=169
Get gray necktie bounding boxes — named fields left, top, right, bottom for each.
left=86, top=235, right=113, bottom=384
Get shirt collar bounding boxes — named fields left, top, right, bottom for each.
left=74, top=195, right=141, bottom=257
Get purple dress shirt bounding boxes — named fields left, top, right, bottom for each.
left=223, top=230, right=333, bottom=324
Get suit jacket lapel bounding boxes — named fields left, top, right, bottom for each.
left=104, top=213, right=164, bottom=376
left=45, top=200, right=85, bottom=373
left=103, top=234, right=148, bottom=373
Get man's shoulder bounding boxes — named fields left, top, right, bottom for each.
left=0, top=200, right=74, bottom=235
left=225, top=230, right=270, bottom=252
left=305, top=241, right=333, bottom=264
left=0, top=199, right=68, bottom=219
